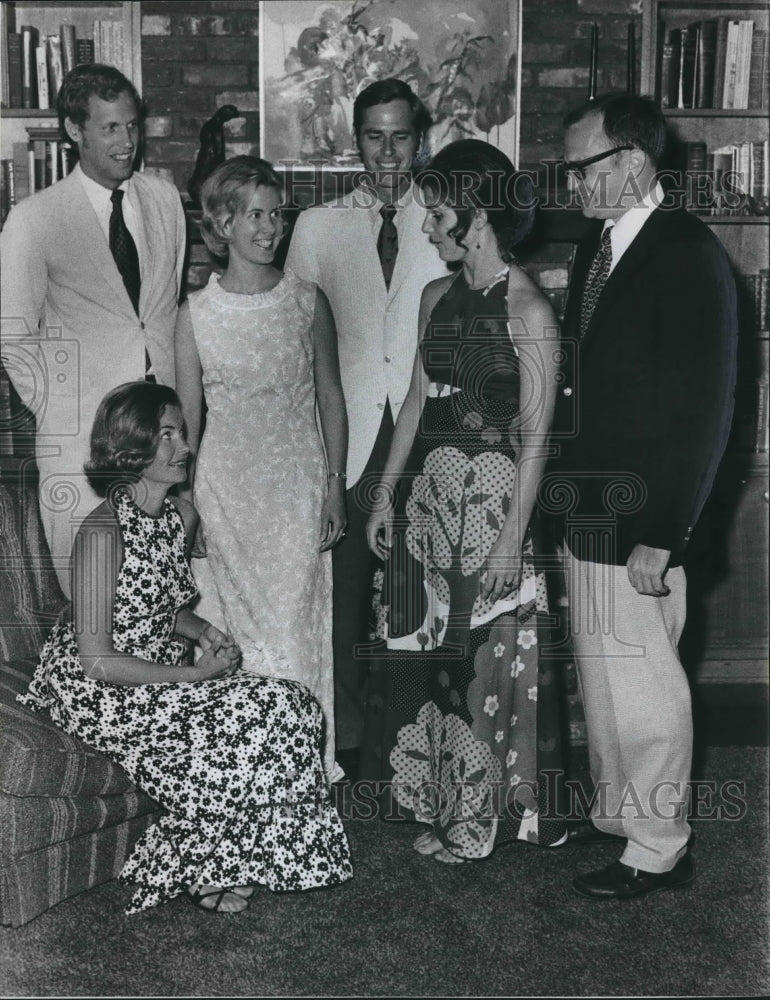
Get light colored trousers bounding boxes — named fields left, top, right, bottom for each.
left=564, top=550, right=692, bottom=873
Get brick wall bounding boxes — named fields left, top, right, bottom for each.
left=520, top=0, right=643, bottom=182
left=140, top=1, right=260, bottom=193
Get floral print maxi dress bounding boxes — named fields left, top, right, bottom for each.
left=362, top=271, right=565, bottom=857
left=18, top=490, right=352, bottom=913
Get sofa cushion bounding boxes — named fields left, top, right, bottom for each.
left=0, top=812, right=158, bottom=928
left=1, top=659, right=139, bottom=798
left=0, top=784, right=158, bottom=860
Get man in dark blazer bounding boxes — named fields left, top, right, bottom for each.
left=545, top=93, right=737, bottom=899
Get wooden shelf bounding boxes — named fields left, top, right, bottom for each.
left=0, top=109, right=57, bottom=118
left=664, top=108, right=769, bottom=117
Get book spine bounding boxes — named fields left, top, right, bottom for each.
left=47, top=33, right=63, bottom=104
left=7, top=32, right=22, bottom=108
left=33, top=139, right=45, bottom=191
left=695, top=20, right=717, bottom=109
left=748, top=29, right=768, bottom=110
left=680, top=25, right=696, bottom=108
left=60, top=143, right=72, bottom=178
left=27, top=145, right=35, bottom=195
left=713, top=17, right=728, bottom=108
left=0, top=2, right=9, bottom=109
left=660, top=39, right=675, bottom=108
left=734, top=20, right=754, bottom=110
left=75, top=37, right=94, bottom=67
left=760, top=270, right=769, bottom=331
left=722, top=21, right=740, bottom=109
left=47, top=140, right=58, bottom=186
left=61, top=24, right=76, bottom=76
left=35, top=43, right=49, bottom=110
left=20, top=25, right=37, bottom=109
left=12, top=141, right=29, bottom=201
left=0, top=159, right=15, bottom=227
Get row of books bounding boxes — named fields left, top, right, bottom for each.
left=741, top=270, right=770, bottom=334
left=736, top=330, right=769, bottom=454
left=1, top=12, right=125, bottom=110
left=660, top=18, right=768, bottom=110
left=676, top=140, right=769, bottom=216
left=0, top=129, right=73, bottom=226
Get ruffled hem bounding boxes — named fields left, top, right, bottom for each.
left=119, top=802, right=353, bottom=913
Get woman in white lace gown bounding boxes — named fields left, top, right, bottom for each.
left=175, top=157, right=348, bottom=779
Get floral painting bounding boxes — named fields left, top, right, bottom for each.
left=259, top=0, right=522, bottom=168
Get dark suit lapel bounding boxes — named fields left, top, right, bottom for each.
left=579, top=207, right=672, bottom=352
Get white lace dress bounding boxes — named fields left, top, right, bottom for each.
left=187, top=269, right=338, bottom=777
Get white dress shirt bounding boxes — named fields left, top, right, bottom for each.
left=75, top=163, right=143, bottom=274
left=604, top=181, right=665, bottom=273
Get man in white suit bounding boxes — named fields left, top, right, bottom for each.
left=1, top=65, right=186, bottom=595
left=286, top=79, right=446, bottom=776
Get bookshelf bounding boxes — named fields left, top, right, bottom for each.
left=642, top=0, right=769, bottom=683
left=0, top=2, right=141, bottom=222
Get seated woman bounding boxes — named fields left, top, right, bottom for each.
left=18, top=381, right=352, bottom=914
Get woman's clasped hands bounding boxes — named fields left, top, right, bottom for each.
left=195, top=622, right=241, bottom=680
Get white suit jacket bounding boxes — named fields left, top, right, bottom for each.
left=285, top=185, right=447, bottom=486
left=0, top=168, right=185, bottom=587
left=1, top=168, right=185, bottom=433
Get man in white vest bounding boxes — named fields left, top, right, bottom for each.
left=1, top=64, right=186, bottom=596
left=286, top=78, right=446, bottom=778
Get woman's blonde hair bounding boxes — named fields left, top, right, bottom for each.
left=199, top=155, right=283, bottom=259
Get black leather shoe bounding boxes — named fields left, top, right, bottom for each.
left=565, top=820, right=624, bottom=845
left=572, top=851, right=695, bottom=900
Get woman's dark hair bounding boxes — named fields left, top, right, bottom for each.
left=417, top=139, right=536, bottom=262
left=199, top=155, right=283, bottom=259
left=57, top=63, right=144, bottom=144
left=353, top=78, right=432, bottom=143
left=563, top=92, right=667, bottom=168
left=85, top=382, right=182, bottom=495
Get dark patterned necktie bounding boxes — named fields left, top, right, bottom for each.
left=110, top=189, right=154, bottom=380
left=109, top=189, right=141, bottom=314
left=377, top=204, right=398, bottom=290
left=580, top=225, right=613, bottom=338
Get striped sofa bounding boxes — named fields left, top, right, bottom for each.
left=0, top=475, right=161, bottom=927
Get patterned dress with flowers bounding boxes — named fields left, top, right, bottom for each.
left=361, top=270, right=565, bottom=857
left=18, top=490, right=352, bottom=913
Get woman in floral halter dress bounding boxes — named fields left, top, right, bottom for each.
left=364, top=141, right=567, bottom=862
left=19, top=382, right=352, bottom=914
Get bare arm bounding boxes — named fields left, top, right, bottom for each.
left=482, top=276, right=560, bottom=600
left=313, top=287, right=349, bottom=550
left=366, top=277, right=449, bottom=557
left=73, top=507, right=237, bottom=685
left=173, top=300, right=203, bottom=501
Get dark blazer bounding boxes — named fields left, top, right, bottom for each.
left=544, top=206, right=738, bottom=566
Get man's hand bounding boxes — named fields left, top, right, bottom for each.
left=626, top=544, right=672, bottom=596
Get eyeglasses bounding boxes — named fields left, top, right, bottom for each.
left=561, top=145, right=634, bottom=180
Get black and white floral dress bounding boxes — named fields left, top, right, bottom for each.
left=18, top=490, right=353, bottom=913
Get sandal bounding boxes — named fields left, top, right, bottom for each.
left=433, top=847, right=467, bottom=865
left=186, top=885, right=250, bottom=913
left=413, top=830, right=443, bottom=855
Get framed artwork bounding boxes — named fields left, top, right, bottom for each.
left=259, top=0, right=523, bottom=171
